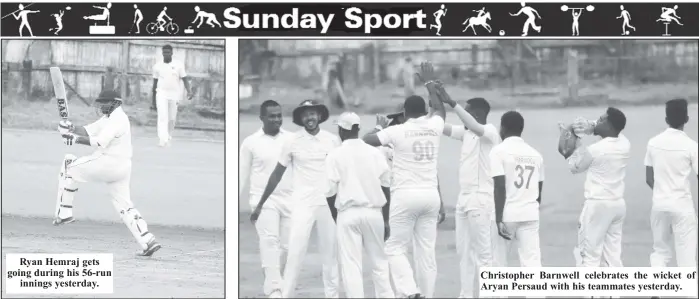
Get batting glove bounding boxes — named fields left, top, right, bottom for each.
left=58, top=120, right=74, bottom=134
left=61, top=133, right=76, bottom=146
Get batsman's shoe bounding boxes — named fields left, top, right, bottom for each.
left=52, top=216, right=76, bottom=226
left=137, top=240, right=162, bottom=257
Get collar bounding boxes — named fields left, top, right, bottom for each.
left=664, top=128, right=686, bottom=135
left=502, top=136, right=523, bottom=143
left=300, top=128, right=321, bottom=138
left=256, top=127, right=286, bottom=138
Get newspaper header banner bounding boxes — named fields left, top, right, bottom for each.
left=2, top=2, right=698, bottom=37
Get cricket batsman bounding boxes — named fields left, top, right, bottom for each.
left=54, top=89, right=161, bottom=256
left=251, top=99, right=340, bottom=298
left=645, top=99, right=698, bottom=267
left=239, top=100, right=294, bottom=298
left=325, top=112, right=394, bottom=298
left=564, top=107, right=630, bottom=267
left=363, top=62, right=447, bottom=298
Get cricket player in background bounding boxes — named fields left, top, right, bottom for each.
left=645, top=99, right=698, bottom=267
left=363, top=61, right=446, bottom=298
left=152, top=44, right=192, bottom=147
left=54, top=90, right=161, bottom=256
left=567, top=107, right=630, bottom=267
left=251, top=99, right=340, bottom=298
left=325, top=112, right=394, bottom=298
left=437, top=84, right=502, bottom=298
left=490, top=111, right=545, bottom=268
left=239, top=100, right=294, bottom=298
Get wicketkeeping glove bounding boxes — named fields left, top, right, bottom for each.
left=572, top=117, right=596, bottom=137
left=61, top=133, right=76, bottom=146
left=558, top=122, right=580, bottom=159
left=58, top=120, right=74, bottom=135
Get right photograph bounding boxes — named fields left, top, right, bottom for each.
left=238, top=39, right=698, bottom=298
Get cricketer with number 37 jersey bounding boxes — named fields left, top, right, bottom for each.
left=489, top=137, right=545, bottom=222
left=377, top=115, right=445, bottom=191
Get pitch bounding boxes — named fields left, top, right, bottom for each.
left=238, top=104, right=698, bottom=297
left=2, top=129, right=225, bottom=298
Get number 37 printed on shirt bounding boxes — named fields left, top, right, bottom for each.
left=412, top=140, right=436, bottom=161
left=514, top=164, right=535, bottom=189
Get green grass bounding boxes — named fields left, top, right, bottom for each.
left=2, top=99, right=224, bottom=141
left=239, top=81, right=699, bottom=116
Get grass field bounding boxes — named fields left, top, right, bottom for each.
left=1, top=129, right=225, bottom=298
left=237, top=104, right=699, bottom=298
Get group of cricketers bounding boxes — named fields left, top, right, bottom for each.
left=240, top=61, right=698, bottom=298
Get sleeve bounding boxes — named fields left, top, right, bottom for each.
left=92, top=118, right=121, bottom=149
left=83, top=117, right=105, bottom=137
left=567, top=144, right=597, bottom=174
left=179, top=63, right=187, bottom=78
left=448, top=125, right=466, bottom=141
left=644, top=142, right=653, bottom=167
left=482, top=125, right=501, bottom=144
left=152, top=63, right=159, bottom=79
left=278, top=138, right=294, bottom=167
left=376, top=126, right=398, bottom=146
left=238, top=139, right=253, bottom=196
left=489, top=149, right=505, bottom=177
left=429, top=115, right=446, bottom=134
left=691, top=144, right=698, bottom=175
left=376, top=150, right=392, bottom=187
left=325, top=153, right=340, bottom=197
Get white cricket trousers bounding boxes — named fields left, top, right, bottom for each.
left=650, top=205, right=698, bottom=267
left=455, top=206, right=502, bottom=298
left=574, top=199, right=626, bottom=267
left=57, top=154, right=154, bottom=250
left=385, top=188, right=440, bottom=298
left=155, top=94, right=178, bottom=144
left=251, top=195, right=292, bottom=296
left=337, top=207, right=394, bottom=298
left=493, top=220, right=542, bottom=268
left=281, top=204, right=339, bottom=298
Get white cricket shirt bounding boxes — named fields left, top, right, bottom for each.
left=568, top=134, right=630, bottom=201
left=446, top=123, right=502, bottom=212
left=644, top=128, right=698, bottom=211
left=152, top=60, right=186, bottom=100
left=239, top=128, right=294, bottom=209
left=84, top=106, right=133, bottom=159
left=279, top=129, right=341, bottom=206
left=326, top=139, right=391, bottom=212
left=490, top=137, right=545, bottom=222
left=376, top=115, right=444, bottom=191
left=380, top=145, right=394, bottom=183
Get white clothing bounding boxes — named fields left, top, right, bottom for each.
left=152, top=61, right=186, bottom=100
left=645, top=128, right=699, bottom=267
left=279, top=129, right=341, bottom=206
left=489, top=137, right=545, bottom=222
left=239, top=128, right=294, bottom=209
left=376, top=115, right=445, bottom=191
left=84, top=106, right=133, bottom=159
left=568, top=134, right=631, bottom=201
left=446, top=123, right=501, bottom=213
left=326, top=139, right=391, bottom=212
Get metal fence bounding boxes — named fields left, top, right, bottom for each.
left=240, top=40, right=698, bottom=94
left=2, top=39, right=225, bottom=111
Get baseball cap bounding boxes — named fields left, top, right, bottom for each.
left=334, top=111, right=361, bottom=130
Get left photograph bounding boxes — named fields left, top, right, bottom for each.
left=1, top=39, right=225, bottom=298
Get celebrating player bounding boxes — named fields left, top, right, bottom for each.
left=566, top=107, right=630, bottom=267
left=54, top=90, right=161, bottom=256
left=645, top=99, right=698, bottom=267
left=325, top=112, right=394, bottom=298
left=437, top=85, right=502, bottom=298
left=363, top=61, right=446, bottom=298
left=152, top=44, right=193, bottom=147
left=251, top=99, right=340, bottom=298
left=490, top=111, right=545, bottom=268
left=239, top=100, right=294, bottom=298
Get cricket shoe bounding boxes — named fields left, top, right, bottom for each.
left=137, top=240, right=162, bottom=257
left=407, top=294, right=425, bottom=299
left=268, top=290, right=282, bottom=298
left=52, top=216, right=76, bottom=226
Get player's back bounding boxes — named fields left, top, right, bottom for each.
left=491, top=137, right=544, bottom=222
left=379, top=115, right=444, bottom=191
left=646, top=129, right=698, bottom=207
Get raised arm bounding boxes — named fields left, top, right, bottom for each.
left=416, top=62, right=446, bottom=120
left=435, top=83, right=486, bottom=136
left=363, top=115, right=391, bottom=147
left=567, top=145, right=594, bottom=174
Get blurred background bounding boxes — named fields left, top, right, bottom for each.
left=239, top=40, right=698, bottom=115
left=2, top=39, right=225, bottom=135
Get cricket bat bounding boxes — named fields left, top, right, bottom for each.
left=50, top=67, right=69, bottom=120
